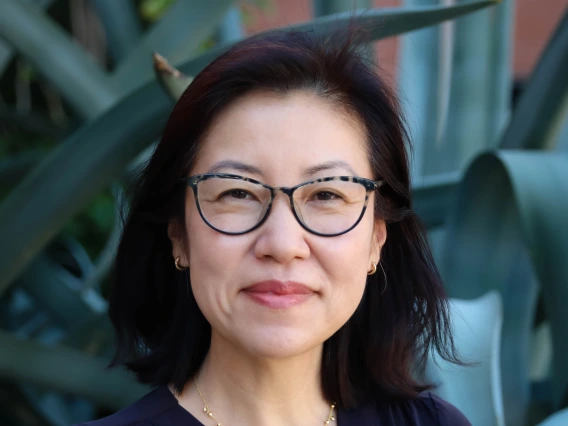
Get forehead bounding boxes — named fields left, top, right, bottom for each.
left=191, top=90, right=372, bottom=181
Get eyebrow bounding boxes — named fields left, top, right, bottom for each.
left=302, top=160, right=359, bottom=178
left=206, top=160, right=359, bottom=178
left=206, top=160, right=263, bottom=175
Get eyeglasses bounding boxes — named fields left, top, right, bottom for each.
left=181, top=173, right=384, bottom=237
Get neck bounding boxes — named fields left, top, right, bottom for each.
left=175, top=331, right=334, bottom=426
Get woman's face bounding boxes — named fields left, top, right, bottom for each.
left=170, top=90, right=386, bottom=359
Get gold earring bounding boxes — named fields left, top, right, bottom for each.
left=367, top=262, right=377, bottom=275
left=174, top=257, right=187, bottom=271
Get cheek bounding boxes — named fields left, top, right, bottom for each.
left=315, top=218, right=374, bottom=318
left=319, top=213, right=373, bottom=274
left=185, top=203, right=239, bottom=320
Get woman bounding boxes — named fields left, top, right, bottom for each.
left=79, top=26, right=470, bottom=426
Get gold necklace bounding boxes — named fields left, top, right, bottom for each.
left=193, top=377, right=337, bottom=426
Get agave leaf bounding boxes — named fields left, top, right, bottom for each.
left=313, top=0, right=373, bottom=18
left=13, top=239, right=106, bottom=328
left=0, top=0, right=55, bottom=78
left=0, top=0, right=502, bottom=293
left=0, top=40, right=12, bottom=78
left=441, top=152, right=568, bottom=422
left=499, top=12, right=568, bottom=150
left=153, top=53, right=193, bottom=101
left=411, top=171, right=460, bottom=228
left=556, top=114, right=568, bottom=151
left=159, top=0, right=500, bottom=101
left=398, top=0, right=450, bottom=178
left=429, top=0, right=513, bottom=175
left=0, top=0, right=235, bottom=117
left=0, top=381, right=58, bottom=426
left=159, top=0, right=501, bottom=99
left=0, top=0, right=117, bottom=118
left=0, top=82, right=171, bottom=293
left=217, top=5, right=245, bottom=43
left=59, top=313, right=115, bottom=358
left=292, top=0, right=500, bottom=40
left=402, top=0, right=513, bottom=177
left=82, top=184, right=126, bottom=291
left=486, top=0, right=514, bottom=146
left=0, top=330, right=148, bottom=410
left=0, top=151, right=45, bottom=191
left=91, top=0, right=142, bottom=62
left=111, top=0, right=235, bottom=96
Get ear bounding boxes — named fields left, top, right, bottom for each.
left=167, top=219, right=189, bottom=267
left=370, top=219, right=387, bottom=263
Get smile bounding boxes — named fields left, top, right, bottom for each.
left=242, top=280, right=315, bottom=309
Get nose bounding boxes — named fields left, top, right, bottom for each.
left=252, top=191, right=310, bottom=263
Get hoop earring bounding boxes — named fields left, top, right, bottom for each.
left=367, top=262, right=377, bottom=275
left=379, top=262, right=388, bottom=296
left=174, top=257, right=187, bottom=271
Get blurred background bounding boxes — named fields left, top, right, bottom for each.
left=0, top=1, right=566, bottom=425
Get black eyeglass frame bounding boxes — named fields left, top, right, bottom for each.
left=181, top=173, right=385, bottom=237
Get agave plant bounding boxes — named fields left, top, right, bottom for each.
left=0, top=0, right=566, bottom=425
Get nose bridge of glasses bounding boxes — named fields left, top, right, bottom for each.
left=255, top=186, right=306, bottom=232
left=269, top=186, right=298, bottom=214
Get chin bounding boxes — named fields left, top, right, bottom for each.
left=236, top=326, right=324, bottom=359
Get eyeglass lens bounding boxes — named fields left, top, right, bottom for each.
left=196, top=177, right=368, bottom=235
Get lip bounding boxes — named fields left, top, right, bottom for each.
left=242, top=280, right=315, bottom=309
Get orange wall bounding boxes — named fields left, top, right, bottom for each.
left=514, top=0, right=566, bottom=77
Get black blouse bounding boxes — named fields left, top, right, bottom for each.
left=75, top=385, right=471, bottom=426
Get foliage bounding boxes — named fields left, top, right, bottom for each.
left=0, top=1, right=566, bottom=425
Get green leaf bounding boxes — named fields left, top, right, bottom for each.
left=91, top=0, right=142, bottom=62
left=112, top=0, right=235, bottom=96
left=0, top=82, right=171, bottom=293
left=313, top=0, right=372, bottom=17
left=0, top=0, right=55, bottom=78
left=486, top=0, right=514, bottom=147
left=398, top=0, right=448, bottom=178
left=12, top=238, right=106, bottom=328
left=426, top=0, right=513, bottom=175
left=441, top=152, right=568, bottom=421
left=178, top=0, right=500, bottom=77
left=0, top=151, right=45, bottom=193
left=499, top=11, right=568, bottom=150
left=0, top=330, right=148, bottom=410
left=139, top=0, right=176, bottom=22
left=159, top=0, right=501, bottom=102
left=411, top=172, right=460, bottom=228
left=291, top=0, right=500, bottom=40
left=0, top=0, right=117, bottom=118
left=153, top=53, right=194, bottom=101
left=217, top=6, right=245, bottom=43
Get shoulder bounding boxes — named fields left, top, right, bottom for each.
left=339, top=392, right=471, bottom=426
left=387, top=392, right=471, bottom=426
left=419, top=392, right=471, bottom=425
left=72, top=386, right=179, bottom=426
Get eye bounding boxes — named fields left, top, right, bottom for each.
left=220, top=189, right=257, bottom=201
left=311, top=191, right=342, bottom=201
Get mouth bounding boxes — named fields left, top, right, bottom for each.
left=242, top=280, right=315, bottom=309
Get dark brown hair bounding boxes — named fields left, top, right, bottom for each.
left=108, top=25, right=459, bottom=409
